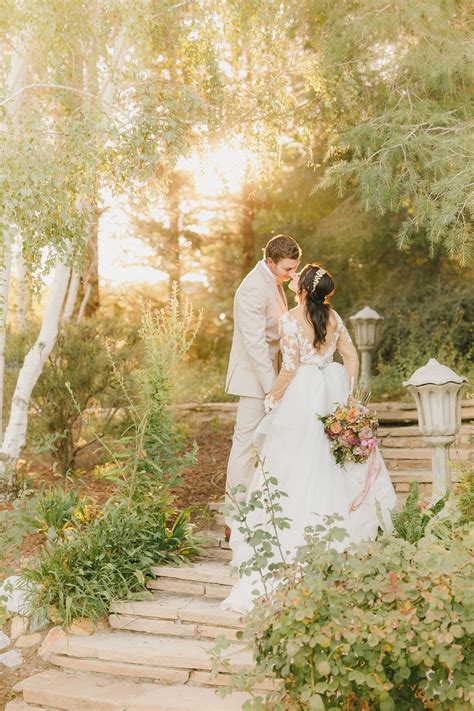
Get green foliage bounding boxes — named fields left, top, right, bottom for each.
left=302, top=0, right=474, bottom=262
left=226, top=525, right=473, bottom=710
left=21, top=490, right=201, bottom=626
left=113, top=286, right=202, bottom=492
left=226, top=454, right=292, bottom=594
left=426, top=464, right=474, bottom=548
left=369, top=280, right=473, bottom=399
left=454, top=464, right=474, bottom=525
left=391, top=481, right=446, bottom=544
left=19, top=486, right=99, bottom=544
left=23, top=318, right=136, bottom=475
left=0, top=490, right=36, bottom=578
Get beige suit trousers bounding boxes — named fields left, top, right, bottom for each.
left=225, top=396, right=265, bottom=526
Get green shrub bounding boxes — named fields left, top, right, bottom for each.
left=0, top=489, right=36, bottom=577
left=109, top=286, right=202, bottom=493
left=13, top=317, right=137, bottom=475
left=21, top=490, right=201, bottom=626
left=391, top=481, right=447, bottom=544
left=22, top=487, right=83, bottom=538
left=228, top=523, right=473, bottom=711
left=369, top=281, right=473, bottom=400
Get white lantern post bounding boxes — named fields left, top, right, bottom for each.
left=404, top=358, right=468, bottom=502
left=349, top=306, right=384, bottom=389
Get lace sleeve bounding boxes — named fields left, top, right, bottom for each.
left=264, top=314, right=299, bottom=412
left=335, top=316, right=359, bottom=393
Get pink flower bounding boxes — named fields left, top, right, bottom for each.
left=359, top=427, right=373, bottom=440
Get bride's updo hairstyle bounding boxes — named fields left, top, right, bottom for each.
left=298, top=264, right=335, bottom=347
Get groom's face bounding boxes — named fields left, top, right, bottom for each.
left=266, top=257, right=299, bottom=285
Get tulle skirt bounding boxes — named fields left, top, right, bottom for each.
left=221, top=362, right=397, bottom=614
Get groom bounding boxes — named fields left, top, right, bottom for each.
left=224, top=234, right=301, bottom=538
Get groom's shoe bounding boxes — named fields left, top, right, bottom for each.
left=224, top=526, right=231, bottom=543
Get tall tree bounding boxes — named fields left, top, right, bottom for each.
left=296, top=0, right=473, bottom=262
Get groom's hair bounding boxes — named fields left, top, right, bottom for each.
left=264, top=234, right=301, bottom=263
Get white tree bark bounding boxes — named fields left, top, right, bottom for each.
left=16, top=248, right=28, bottom=331
left=0, top=36, right=31, bottom=452
left=0, top=241, right=12, bottom=443
left=76, top=281, right=92, bottom=323
left=62, top=269, right=81, bottom=323
left=0, top=251, right=72, bottom=488
left=100, top=29, right=128, bottom=115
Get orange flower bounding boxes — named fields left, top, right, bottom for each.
left=330, top=421, right=343, bottom=434
left=346, top=408, right=359, bottom=422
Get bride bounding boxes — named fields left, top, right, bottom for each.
left=221, top=264, right=396, bottom=615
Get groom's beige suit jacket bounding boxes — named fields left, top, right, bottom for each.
left=225, top=260, right=288, bottom=398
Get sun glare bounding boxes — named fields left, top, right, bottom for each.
left=177, top=139, right=258, bottom=197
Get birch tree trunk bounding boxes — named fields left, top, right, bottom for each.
left=0, top=241, right=12, bottom=443
left=62, top=269, right=81, bottom=323
left=76, top=281, right=92, bottom=323
left=16, top=248, right=28, bottom=331
left=73, top=29, right=127, bottom=319
left=0, top=252, right=72, bottom=490
left=0, top=36, right=30, bottom=449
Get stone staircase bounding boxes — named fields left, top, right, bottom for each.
left=175, top=399, right=473, bottom=502
left=8, top=533, right=254, bottom=710
left=7, top=400, right=473, bottom=710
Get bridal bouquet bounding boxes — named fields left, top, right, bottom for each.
left=319, top=398, right=379, bottom=466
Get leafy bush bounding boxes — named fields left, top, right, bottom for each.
left=22, top=487, right=82, bottom=535
left=391, top=481, right=446, bottom=543
left=21, top=490, right=201, bottom=626
left=0, top=490, right=36, bottom=577
left=107, top=286, right=202, bottom=492
left=227, top=524, right=473, bottom=711
left=369, top=281, right=473, bottom=400
left=18, top=289, right=204, bottom=625
left=21, top=485, right=102, bottom=542
left=7, top=317, right=137, bottom=475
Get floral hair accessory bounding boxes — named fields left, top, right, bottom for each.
left=311, top=267, right=326, bottom=292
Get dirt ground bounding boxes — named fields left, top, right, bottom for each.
left=0, top=413, right=234, bottom=708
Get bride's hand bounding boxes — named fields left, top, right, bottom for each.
left=264, top=394, right=277, bottom=414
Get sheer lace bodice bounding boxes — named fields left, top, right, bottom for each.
left=265, top=308, right=359, bottom=410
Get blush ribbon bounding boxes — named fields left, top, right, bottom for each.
left=350, top=446, right=382, bottom=512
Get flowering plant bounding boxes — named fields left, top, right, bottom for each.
left=319, top=397, right=379, bottom=466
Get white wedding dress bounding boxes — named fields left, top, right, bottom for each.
left=221, top=308, right=396, bottom=614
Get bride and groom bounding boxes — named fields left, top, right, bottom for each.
left=221, top=234, right=396, bottom=614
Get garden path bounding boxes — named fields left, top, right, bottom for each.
left=7, top=401, right=473, bottom=710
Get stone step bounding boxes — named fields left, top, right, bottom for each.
left=207, top=502, right=223, bottom=513
left=150, top=561, right=236, bottom=587
left=109, top=594, right=243, bottom=640
left=196, top=530, right=231, bottom=551
left=13, top=669, right=250, bottom=710
left=176, top=399, right=474, bottom=424
left=6, top=702, right=57, bottom=711
left=44, top=629, right=252, bottom=684
left=213, top=512, right=226, bottom=528
left=380, top=435, right=472, bottom=449
left=378, top=423, right=473, bottom=438
left=382, top=446, right=472, bottom=461
left=203, top=546, right=233, bottom=561
left=389, top=469, right=461, bottom=484
left=388, top=459, right=465, bottom=471
left=148, top=561, right=236, bottom=599
left=369, top=400, right=474, bottom=424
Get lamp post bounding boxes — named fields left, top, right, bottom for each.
left=404, top=358, right=468, bottom=502
left=349, top=306, right=383, bottom=389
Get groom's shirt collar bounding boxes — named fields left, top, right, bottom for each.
left=260, top=259, right=277, bottom=282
